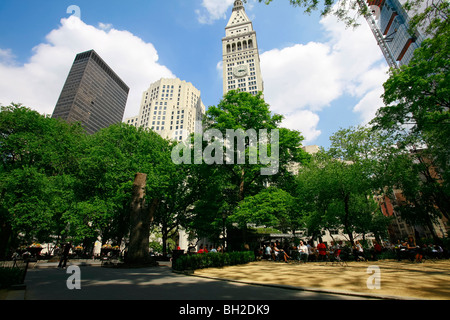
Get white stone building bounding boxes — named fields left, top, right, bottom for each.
left=124, top=78, right=205, bottom=142
left=222, top=0, right=264, bottom=96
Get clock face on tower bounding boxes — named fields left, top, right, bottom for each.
left=233, top=64, right=248, bottom=77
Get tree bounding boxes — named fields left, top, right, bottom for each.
left=249, top=0, right=367, bottom=27
left=152, top=159, right=199, bottom=257
left=371, top=20, right=450, bottom=222
left=189, top=91, right=309, bottom=245
left=404, top=0, right=449, bottom=37
left=296, top=126, right=393, bottom=246
left=230, top=187, right=300, bottom=233
left=0, top=104, right=86, bottom=258
left=74, top=123, right=174, bottom=259
left=127, top=172, right=155, bottom=264
left=249, top=0, right=448, bottom=30
left=202, top=90, right=308, bottom=199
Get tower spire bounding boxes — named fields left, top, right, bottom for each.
left=223, top=0, right=264, bottom=96
left=233, top=0, right=244, bottom=11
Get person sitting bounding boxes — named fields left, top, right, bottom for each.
left=197, top=245, right=208, bottom=254
left=353, top=241, right=365, bottom=261
left=371, top=240, right=382, bottom=261
left=434, top=244, right=444, bottom=259
left=317, top=241, right=327, bottom=261
left=396, top=239, right=407, bottom=260
left=264, top=244, right=272, bottom=260
left=273, top=244, right=290, bottom=263
left=406, top=236, right=422, bottom=262
left=297, top=241, right=309, bottom=263
left=308, top=242, right=317, bottom=261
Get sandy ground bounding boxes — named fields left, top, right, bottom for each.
left=194, top=259, right=450, bottom=300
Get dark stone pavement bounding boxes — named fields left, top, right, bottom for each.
left=16, top=260, right=369, bottom=301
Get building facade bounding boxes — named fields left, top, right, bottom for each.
left=52, top=50, right=129, bottom=134
left=222, top=0, right=264, bottom=96
left=367, top=0, right=425, bottom=67
left=124, top=78, right=205, bottom=141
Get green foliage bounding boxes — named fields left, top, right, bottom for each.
left=73, top=123, right=173, bottom=245
left=295, top=126, right=394, bottom=244
left=173, top=251, right=255, bottom=271
left=249, top=0, right=374, bottom=28
left=404, top=0, right=449, bottom=37
left=187, top=91, right=309, bottom=243
left=0, top=104, right=86, bottom=256
left=0, top=105, right=178, bottom=257
left=371, top=22, right=450, bottom=225
left=249, top=0, right=447, bottom=31
left=149, top=241, right=163, bottom=254
left=0, top=267, right=25, bottom=289
left=2, top=15, right=448, bottom=259
left=230, top=187, right=301, bottom=232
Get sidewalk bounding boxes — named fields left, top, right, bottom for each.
left=1, top=259, right=103, bottom=300
left=2, top=259, right=449, bottom=300
left=194, top=259, right=450, bottom=300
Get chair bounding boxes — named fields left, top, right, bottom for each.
left=331, top=249, right=348, bottom=267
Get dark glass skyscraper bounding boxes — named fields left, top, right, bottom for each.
left=52, top=50, right=129, bottom=134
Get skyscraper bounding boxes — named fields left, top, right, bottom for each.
left=52, top=49, right=129, bottom=134
left=365, top=0, right=425, bottom=67
left=222, top=0, right=264, bottom=96
left=124, top=78, right=205, bottom=142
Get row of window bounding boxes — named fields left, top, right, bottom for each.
left=224, top=52, right=255, bottom=63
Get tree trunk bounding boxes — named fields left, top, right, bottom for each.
left=126, top=173, right=155, bottom=264
left=0, top=221, right=12, bottom=260
left=239, top=168, right=245, bottom=201
left=343, top=193, right=355, bottom=247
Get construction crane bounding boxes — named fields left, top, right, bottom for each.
left=357, top=0, right=399, bottom=70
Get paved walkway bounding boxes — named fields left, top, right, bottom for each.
left=195, top=259, right=450, bottom=300
left=3, top=260, right=366, bottom=301
left=2, top=258, right=449, bottom=300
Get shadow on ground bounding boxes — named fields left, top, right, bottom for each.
left=194, top=260, right=450, bottom=300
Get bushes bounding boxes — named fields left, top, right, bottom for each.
left=0, top=267, right=25, bottom=289
left=173, top=251, right=255, bottom=271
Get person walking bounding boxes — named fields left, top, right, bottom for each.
left=58, top=242, right=72, bottom=269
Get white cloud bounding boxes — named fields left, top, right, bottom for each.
left=0, top=16, right=175, bottom=119
left=196, top=0, right=258, bottom=24
left=98, top=22, right=113, bottom=31
left=281, top=110, right=322, bottom=142
left=260, top=11, right=389, bottom=143
left=196, top=0, right=235, bottom=24
left=353, top=86, right=385, bottom=125
left=261, top=42, right=342, bottom=114
left=0, top=49, right=16, bottom=65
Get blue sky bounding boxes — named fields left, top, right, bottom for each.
left=0, top=0, right=389, bottom=149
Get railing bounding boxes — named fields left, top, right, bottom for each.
left=0, top=259, right=30, bottom=287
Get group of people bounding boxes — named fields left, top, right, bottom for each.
left=394, top=236, right=445, bottom=262
left=188, top=244, right=224, bottom=254
left=261, top=239, right=383, bottom=263
left=263, top=240, right=319, bottom=263
left=263, top=242, right=291, bottom=262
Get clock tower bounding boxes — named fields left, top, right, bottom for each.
left=222, top=0, right=264, bottom=96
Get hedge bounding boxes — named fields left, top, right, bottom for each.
left=173, top=251, right=255, bottom=271
left=0, top=267, right=25, bottom=289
